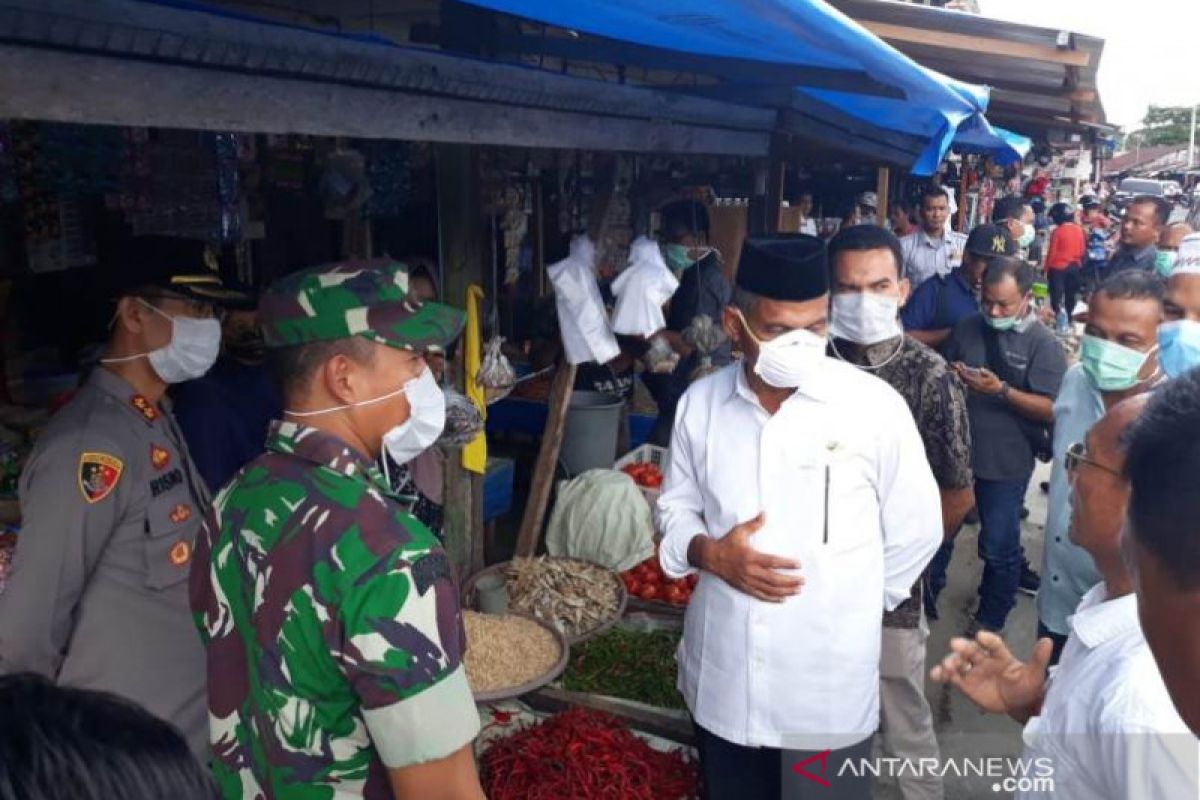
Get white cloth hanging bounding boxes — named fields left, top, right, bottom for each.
left=610, top=236, right=680, bottom=338
left=547, top=235, right=620, bottom=365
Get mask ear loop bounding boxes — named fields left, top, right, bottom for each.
left=100, top=299, right=174, bottom=364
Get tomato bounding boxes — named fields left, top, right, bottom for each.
left=639, top=584, right=661, bottom=601
left=664, top=584, right=687, bottom=605
left=634, top=564, right=655, bottom=582
left=641, top=570, right=662, bottom=586
left=624, top=579, right=641, bottom=597
left=686, top=573, right=699, bottom=589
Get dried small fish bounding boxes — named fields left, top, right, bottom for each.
left=505, top=556, right=621, bottom=639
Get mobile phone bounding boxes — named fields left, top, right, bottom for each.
left=960, top=365, right=982, bottom=378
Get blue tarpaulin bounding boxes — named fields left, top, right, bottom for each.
left=459, top=0, right=999, bottom=174
left=952, top=115, right=1032, bottom=165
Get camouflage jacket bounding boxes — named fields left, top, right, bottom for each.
left=190, top=421, right=479, bottom=799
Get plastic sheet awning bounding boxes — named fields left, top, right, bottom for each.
left=460, top=0, right=1000, bottom=175
left=951, top=116, right=1032, bottom=165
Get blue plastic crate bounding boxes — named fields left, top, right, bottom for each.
left=483, top=457, right=515, bottom=522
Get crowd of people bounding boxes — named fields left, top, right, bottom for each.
left=0, top=177, right=1199, bottom=800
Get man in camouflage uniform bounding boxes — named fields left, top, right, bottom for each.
left=190, top=260, right=484, bottom=799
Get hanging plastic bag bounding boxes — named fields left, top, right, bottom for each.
left=643, top=333, right=680, bottom=375
left=683, top=314, right=728, bottom=381
left=610, top=236, right=679, bottom=338
left=476, top=335, right=517, bottom=405
left=546, top=235, right=620, bottom=366
left=438, top=388, right=485, bottom=448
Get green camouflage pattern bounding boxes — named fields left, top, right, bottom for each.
left=190, top=420, right=472, bottom=799
left=259, top=259, right=465, bottom=352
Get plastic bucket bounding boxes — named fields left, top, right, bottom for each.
left=559, top=391, right=624, bottom=477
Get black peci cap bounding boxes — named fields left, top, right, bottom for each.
left=965, top=224, right=1017, bottom=258
left=106, top=236, right=249, bottom=306
left=735, top=235, right=828, bottom=301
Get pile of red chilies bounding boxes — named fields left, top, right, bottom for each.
left=480, top=707, right=699, bottom=799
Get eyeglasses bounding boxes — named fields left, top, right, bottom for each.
left=138, top=293, right=222, bottom=320
left=1064, top=441, right=1120, bottom=477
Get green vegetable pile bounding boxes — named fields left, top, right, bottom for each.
left=562, top=628, right=685, bottom=710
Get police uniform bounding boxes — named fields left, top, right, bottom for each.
left=191, top=260, right=479, bottom=799
left=0, top=237, right=242, bottom=757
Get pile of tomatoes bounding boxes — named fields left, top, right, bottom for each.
left=621, top=554, right=696, bottom=606
left=620, top=462, right=664, bottom=490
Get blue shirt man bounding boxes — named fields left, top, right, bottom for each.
left=173, top=310, right=282, bottom=493
left=903, top=224, right=1015, bottom=352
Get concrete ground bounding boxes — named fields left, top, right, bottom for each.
left=873, top=460, right=1053, bottom=800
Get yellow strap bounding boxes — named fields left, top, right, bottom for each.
left=462, top=284, right=487, bottom=474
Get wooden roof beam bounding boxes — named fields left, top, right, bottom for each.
left=859, top=21, right=1091, bottom=68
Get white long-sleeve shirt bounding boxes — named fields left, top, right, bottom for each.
left=1018, top=584, right=1197, bottom=800
left=658, top=360, right=942, bottom=750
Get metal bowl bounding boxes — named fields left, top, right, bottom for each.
left=462, top=557, right=628, bottom=645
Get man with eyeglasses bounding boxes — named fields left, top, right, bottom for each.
left=0, top=236, right=242, bottom=758
left=932, top=396, right=1196, bottom=798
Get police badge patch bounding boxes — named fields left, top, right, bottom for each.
left=78, top=452, right=124, bottom=504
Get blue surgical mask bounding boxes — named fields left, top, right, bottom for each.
left=1158, top=320, right=1200, bottom=379
left=665, top=243, right=699, bottom=272
left=986, top=315, right=1020, bottom=332
left=1156, top=250, right=1177, bottom=279
left=1017, top=225, right=1035, bottom=249
left=1080, top=334, right=1155, bottom=392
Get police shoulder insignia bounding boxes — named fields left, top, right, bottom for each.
left=78, top=452, right=124, bottom=504
left=169, top=540, right=192, bottom=566
left=130, top=394, right=159, bottom=422
left=151, top=445, right=171, bottom=470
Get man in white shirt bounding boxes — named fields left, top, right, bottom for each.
left=658, top=235, right=942, bottom=799
left=931, top=397, right=1197, bottom=798
left=1123, top=366, right=1200, bottom=735
left=900, top=186, right=967, bottom=290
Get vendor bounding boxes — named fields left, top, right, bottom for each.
left=645, top=199, right=733, bottom=446
left=0, top=236, right=241, bottom=758
left=173, top=290, right=282, bottom=493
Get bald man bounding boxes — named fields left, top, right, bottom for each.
left=931, top=397, right=1196, bottom=798
left=1156, top=222, right=1195, bottom=278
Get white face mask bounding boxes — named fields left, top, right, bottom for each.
left=736, top=309, right=827, bottom=389
left=101, top=299, right=221, bottom=384
left=284, top=366, right=446, bottom=467
left=828, top=292, right=902, bottom=346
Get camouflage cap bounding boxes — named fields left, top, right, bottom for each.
left=259, top=259, right=465, bottom=352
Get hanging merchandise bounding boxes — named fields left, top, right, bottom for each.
left=477, top=335, right=518, bottom=405
left=642, top=333, right=680, bottom=375
left=361, top=140, right=414, bottom=219
left=439, top=388, right=486, bottom=448
left=610, top=236, right=679, bottom=338
left=547, top=235, right=620, bottom=366
left=500, top=185, right=528, bottom=286
left=319, top=149, right=372, bottom=220
left=123, top=130, right=235, bottom=241
left=683, top=314, right=729, bottom=382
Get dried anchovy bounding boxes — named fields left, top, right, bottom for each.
left=463, top=611, right=562, bottom=693
left=506, top=556, right=621, bottom=638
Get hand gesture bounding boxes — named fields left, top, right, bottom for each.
left=953, top=362, right=1004, bottom=396
left=702, top=513, right=804, bottom=603
left=930, top=632, right=1052, bottom=720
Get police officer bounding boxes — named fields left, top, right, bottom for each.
left=0, top=236, right=242, bottom=758
left=191, top=260, right=484, bottom=799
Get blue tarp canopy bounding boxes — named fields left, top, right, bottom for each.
left=952, top=116, right=1032, bottom=165
left=460, top=0, right=1001, bottom=175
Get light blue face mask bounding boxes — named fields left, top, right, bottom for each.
left=1158, top=320, right=1200, bottom=379
left=1156, top=250, right=1177, bottom=279
left=665, top=243, right=700, bottom=272
left=1080, top=334, right=1154, bottom=392
left=1017, top=224, right=1035, bottom=249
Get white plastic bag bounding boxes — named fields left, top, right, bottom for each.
left=610, top=236, right=679, bottom=338
left=546, top=236, right=620, bottom=366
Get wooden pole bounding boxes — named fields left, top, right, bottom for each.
left=514, top=156, right=617, bottom=558
left=875, top=166, right=890, bottom=229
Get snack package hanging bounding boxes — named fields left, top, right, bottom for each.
left=546, top=235, right=620, bottom=366
left=642, top=333, right=680, bottom=375
left=439, top=388, right=486, bottom=447
left=610, top=236, right=679, bottom=338
left=683, top=314, right=729, bottom=382
left=477, top=335, right=518, bottom=405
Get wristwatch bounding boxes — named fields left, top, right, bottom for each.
left=999, top=381, right=1010, bottom=400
